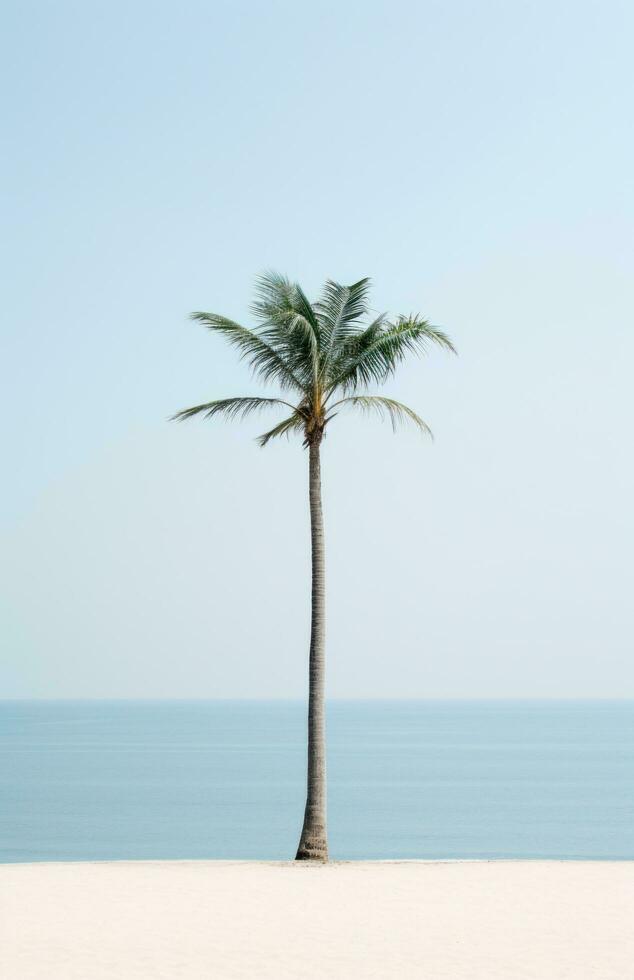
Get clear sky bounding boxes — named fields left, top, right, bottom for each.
left=1, top=0, right=633, bottom=698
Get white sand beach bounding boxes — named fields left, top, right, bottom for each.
left=1, top=860, right=633, bottom=979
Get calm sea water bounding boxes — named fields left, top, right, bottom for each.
left=1, top=700, right=633, bottom=863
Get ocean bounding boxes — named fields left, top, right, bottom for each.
left=1, top=700, right=633, bottom=862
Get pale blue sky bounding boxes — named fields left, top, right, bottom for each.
left=1, top=0, right=633, bottom=697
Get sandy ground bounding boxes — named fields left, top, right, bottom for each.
left=1, top=860, right=633, bottom=979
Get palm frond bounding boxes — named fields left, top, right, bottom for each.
left=257, top=412, right=306, bottom=447
left=251, top=271, right=320, bottom=340
left=329, top=395, right=433, bottom=437
left=250, top=271, right=292, bottom=325
left=251, top=271, right=321, bottom=396
left=315, top=278, right=371, bottom=364
left=170, top=396, right=295, bottom=424
left=323, top=313, right=388, bottom=392
left=189, top=312, right=306, bottom=394
left=328, top=315, right=455, bottom=393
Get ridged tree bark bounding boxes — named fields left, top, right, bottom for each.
left=295, top=434, right=328, bottom=861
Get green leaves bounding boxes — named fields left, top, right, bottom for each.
left=173, top=273, right=455, bottom=447
left=250, top=270, right=321, bottom=392
left=315, top=278, right=372, bottom=366
left=329, top=396, right=433, bottom=437
left=170, top=396, right=295, bottom=423
left=189, top=312, right=306, bottom=394
left=327, top=315, right=456, bottom=394
left=257, top=412, right=306, bottom=447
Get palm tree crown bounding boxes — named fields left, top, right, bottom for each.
left=171, top=272, right=455, bottom=445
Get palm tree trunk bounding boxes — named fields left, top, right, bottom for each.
left=295, top=436, right=328, bottom=861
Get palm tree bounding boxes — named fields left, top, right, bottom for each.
left=172, top=272, right=455, bottom=861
